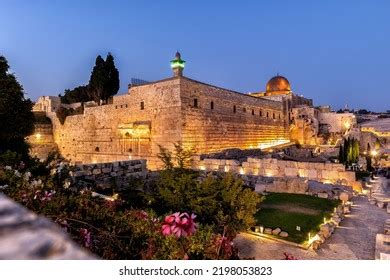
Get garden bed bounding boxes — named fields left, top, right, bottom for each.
left=255, top=193, right=340, bottom=244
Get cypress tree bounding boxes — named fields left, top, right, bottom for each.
left=103, top=53, right=119, bottom=103
left=88, top=55, right=107, bottom=105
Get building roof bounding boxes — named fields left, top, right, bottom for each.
left=266, top=75, right=291, bottom=93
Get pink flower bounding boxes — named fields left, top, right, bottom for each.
left=79, top=228, right=92, bottom=248
left=40, top=190, right=55, bottom=202
left=161, top=212, right=198, bottom=238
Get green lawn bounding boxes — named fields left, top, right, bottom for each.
left=255, top=193, right=340, bottom=244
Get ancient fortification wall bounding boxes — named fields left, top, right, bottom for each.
left=179, top=78, right=289, bottom=153
left=33, top=76, right=289, bottom=169
left=192, top=156, right=360, bottom=190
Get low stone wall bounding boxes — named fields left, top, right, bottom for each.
left=193, top=156, right=361, bottom=191
left=70, top=160, right=147, bottom=190
left=0, top=194, right=93, bottom=259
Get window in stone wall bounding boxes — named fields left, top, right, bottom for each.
left=193, top=98, right=198, bottom=108
left=252, top=109, right=255, bottom=115
left=279, top=113, right=281, bottom=119
left=273, top=112, right=275, bottom=119
left=243, top=107, right=246, bottom=113
left=210, top=101, right=214, bottom=110
left=233, top=105, right=236, bottom=113
left=125, top=104, right=128, bottom=108
left=115, top=105, right=118, bottom=109
left=95, top=147, right=100, bottom=152
left=260, top=110, right=263, bottom=117
left=120, top=105, right=123, bottom=108
left=266, top=112, right=269, bottom=118
left=140, top=101, right=145, bottom=110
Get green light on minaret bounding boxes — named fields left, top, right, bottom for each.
left=170, top=51, right=185, bottom=69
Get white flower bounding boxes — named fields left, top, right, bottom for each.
left=14, top=170, right=21, bottom=177
left=5, top=166, right=12, bottom=170
left=0, top=185, right=9, bottom=190
left=63, top=179, right=71, bottom=189
left=24, top=171, right=32, bottom=181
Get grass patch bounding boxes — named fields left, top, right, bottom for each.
left=255, top=193, right=340, bottom=244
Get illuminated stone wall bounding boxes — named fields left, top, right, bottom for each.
left=33, top=76, right=289, bottom=169
left=192, top=156, right=360, bottom=191
left=179, top=78, right=289, bottom=153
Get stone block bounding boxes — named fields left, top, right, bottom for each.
left=279, top=231, right=288, bottom=238
left=272, top=228, right=281, bottom=235
left=285, top=167, right=298, bottom=177
left=254, top=183, right=267, bottom=193
left=298, top=169, right=309, bottom=178
left=102, top=168, right=112, bottom=174
left=297, top=162, right=308, bottom=169
left=317, top=192, right=329, bottom=199
left=226, top=160, right=240, bottom=166
left=308, top=169, right=318, bottom=179
left=92, top=169, right=101, bottom=175
left=264, top=228, right=272, bottom=234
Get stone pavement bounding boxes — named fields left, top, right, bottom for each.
left=236, top=178, right=389, bottom=259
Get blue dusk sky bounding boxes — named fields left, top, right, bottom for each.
left=1, top=0, right=389, bottom=111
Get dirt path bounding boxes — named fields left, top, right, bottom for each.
left=236, top=178, right=389, bottom=259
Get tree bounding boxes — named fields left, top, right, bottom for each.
left=60, top=85, right=90, bottom=104
left=338, top=144, right=344, bottom=163
left=0, top=55, right=34, bottom=156
left=88, top=55, right=106, bottom=104
left=103, top=53, right=119, bottom=103
left=89, top=53, right=120, bottom=104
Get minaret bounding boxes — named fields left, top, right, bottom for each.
left=170, top=51, right=185, bottom=77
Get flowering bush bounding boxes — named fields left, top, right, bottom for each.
left=0, top=156, right=252, bottom=259
left=162, top=212, right=198, bottom=238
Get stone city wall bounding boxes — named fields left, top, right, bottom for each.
left=70, top=160, right=147, bottom=190
left=26, top=123, right=58, bottom=161
left=33, top=76, right=289, bottom=169
left=193, top=156, right=361, bottom=190
left=180, top=78, right=289, bottom=153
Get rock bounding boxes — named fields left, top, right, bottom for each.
left=92, top=169, right=101, bottom=175
left=387, top=204, right=390, bottom=214
left=279, top=231, right=289, bottom=238
left=369, top=199, right=377, bottom=205
left=312, top=240, right=322, bottom=250
left=377, top=201, right=385, bottom=209
left=317, top=192, right=328, bottom=199
left=339, top=192, right=349, bottom=202
left=272, top=228, right=281, bottom=235
left=264, top=228, right=272, bottom=234
left=320, top=224, right=332, bottom=238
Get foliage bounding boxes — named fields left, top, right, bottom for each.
left=0, top=158, right=243, bottom=259
left=157, top=142, right=194, bottom=169
left=0, top=150, right=22, bottom=166
left=255, top=193, right=340, bottom=244
left=60, top=85, right=90, bottom=104
left=150, top=169, right=261, bottom=236
left=88, top=53, right=119, bottom=104
left=0, top=55, right=34, bottom=156
left=339, top=138, right=360, bottom=166
left=56, top=106, right=84, bottom=125
left=58, top=53, right=119, bottom=105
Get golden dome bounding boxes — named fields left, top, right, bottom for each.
left=266, top=75, right=291, bottom=93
